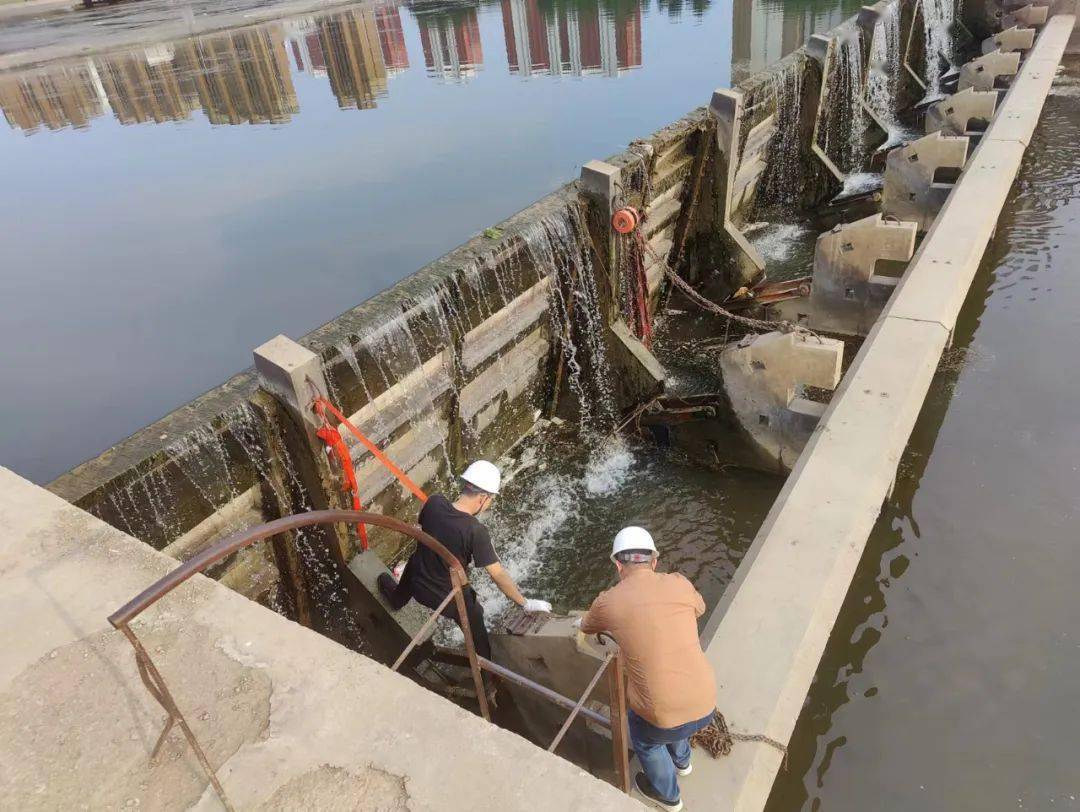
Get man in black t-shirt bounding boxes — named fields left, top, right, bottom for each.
left=378, top=460, right=552, bottom=659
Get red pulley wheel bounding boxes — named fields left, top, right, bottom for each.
left=612, top=206, right=640, bottom=234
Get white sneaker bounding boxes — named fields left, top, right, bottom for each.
left=675, top=760, right=692, bottom=777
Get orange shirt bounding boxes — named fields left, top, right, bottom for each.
left=580, top=568, right=716, bottom=729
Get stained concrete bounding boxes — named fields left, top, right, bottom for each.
left=718, top=332, right=844, bottom=471
left=0, top=465, right=641, bottom=812
left=682, top=14, right=1075, bottom=812
left=882, top=131, right=970, bottom=233
left=925, top=87, right=999, bottom=136
left=958, top=48, right=1022, bottom=91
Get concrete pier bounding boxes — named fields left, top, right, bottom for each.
left=681, top=14, right=1075, bottom=811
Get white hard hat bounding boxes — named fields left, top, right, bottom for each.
left=611, top=526, right=657, bottom=562
left=461, top=460, right=501, bottom=495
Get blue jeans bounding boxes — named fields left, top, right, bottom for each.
left=628, top=709, right=713, bottom=804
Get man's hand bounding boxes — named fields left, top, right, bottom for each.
left=522, top=598, right=553, bottom=613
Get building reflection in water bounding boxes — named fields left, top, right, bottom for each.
left=415, top=6, right=483, bottom=82
left=731, top=0, right=853, bottom=83
left=500, top=0, right=641, bottom=78
left=0, top=0, right=754, bottom=135
left=174, top=27, right=298, bottom=125
left=0, top=61, right=104, bottom=133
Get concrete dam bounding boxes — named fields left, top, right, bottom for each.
left=3, top=0, right=1078, bottom=808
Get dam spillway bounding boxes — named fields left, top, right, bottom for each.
left=2, top=0, right=1079, bottom=808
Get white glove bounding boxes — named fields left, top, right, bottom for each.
left=522, top=598, right=553, bottom=614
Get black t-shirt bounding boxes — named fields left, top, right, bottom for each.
left=406, top=494, right=499, bottom=600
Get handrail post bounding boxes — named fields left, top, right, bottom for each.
left=606, top=653, right=631, bottom=794
left=451, top=569, right=491, bottom=721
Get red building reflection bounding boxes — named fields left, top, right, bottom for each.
left=501, top=0, right=642, bottom=78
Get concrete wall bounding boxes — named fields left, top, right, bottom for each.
left=45, top=107, right=714, bottom=610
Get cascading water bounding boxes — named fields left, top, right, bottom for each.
left=530, top=205, right=618, bottom=433
left=823, top=30, right=869, bottom=176
left=922, top=0, right=955, bottom=94
left=756, top=60, right=807, bottom=211
left=867, top=1, right=902, bottom=137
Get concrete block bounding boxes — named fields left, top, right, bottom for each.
left=580, top=160, right=620, bottom=213
left=719, top=331, right=844, bottom=469
left=925, top=87, right=999, bottom=135
left=882, top=131, right=970, bottom=232
left=490, top=614, right=618, bottom=777
left=806, top=33, right=831, bottom=66
left=958, top=48, right=1022, bottom=90
left=887, top=138, right=1029, bottom=329
left=1003, top=3, right=1050, bottom=27
left=348, top=549, right=434, bottom=641
left=982, top=24, right=1038, bottom=53
left=709, top=88, right=740, bottom=156
left=793, top=214, right=918, bottom=336
left=608, top=319, right=667, bottom=407
left=253, top=334, right=327, bottom=429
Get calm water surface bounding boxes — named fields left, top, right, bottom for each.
left=0, top=0, right=858, bottom=483
left=767, top=61, right=1080, bottom=812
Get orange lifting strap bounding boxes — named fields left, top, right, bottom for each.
left=315, top=423, right=368, bottom=550
left=313, top=397, right=429, bottom=507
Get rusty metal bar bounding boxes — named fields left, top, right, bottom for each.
left=606, top=653, right=631, bottom=794
left=478, top=657, right=610, bottom=729
left=452, top=568, right=492, bottom=721
left=109, top=510, right=474, bottom=810
left=391, top=588, right=458, bottom=673
left=548, top=651, right=615, bottom=753
left=119, top=624, right=237, bottom=811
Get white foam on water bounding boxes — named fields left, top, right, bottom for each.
left=842, top=172, right=883, bottom=196
left=584, top=440, right=635, bottom=495
left=749, top=222, right=810, bottom=264
left=464, top=439, right=638, bottom=617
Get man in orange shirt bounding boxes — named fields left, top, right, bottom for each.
left=579, top=527, right=716, bottom=812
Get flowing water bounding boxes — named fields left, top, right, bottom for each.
left=866, top=0, right=903, bottom=136
left=922, top=0, right=955, bottom=94
left=823, top=29, right=867, bottom=174
left=767, top=59, right=1080, bottom=812
left=756, top=58, right=809, bottom=212
left=458, top=427, right=782, bottom=624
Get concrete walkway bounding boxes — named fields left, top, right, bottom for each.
left=0, top=465, right=641, bottom=811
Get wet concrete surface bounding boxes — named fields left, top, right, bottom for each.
left=766, top=59, right=1080, bottom=812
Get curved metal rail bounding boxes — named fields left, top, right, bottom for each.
left=109, top=509, right=630, bottom=806
left=109, top=510, right=489, bottom=811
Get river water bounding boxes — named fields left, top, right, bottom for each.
left=0, top=0, right=859, bottom=484
left=767, top=60, right=1080, bottom=812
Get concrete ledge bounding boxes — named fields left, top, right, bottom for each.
left=0, top=466, right=641, bottom=811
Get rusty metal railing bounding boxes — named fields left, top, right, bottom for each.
left=109, top=509, right=630, bottom=808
